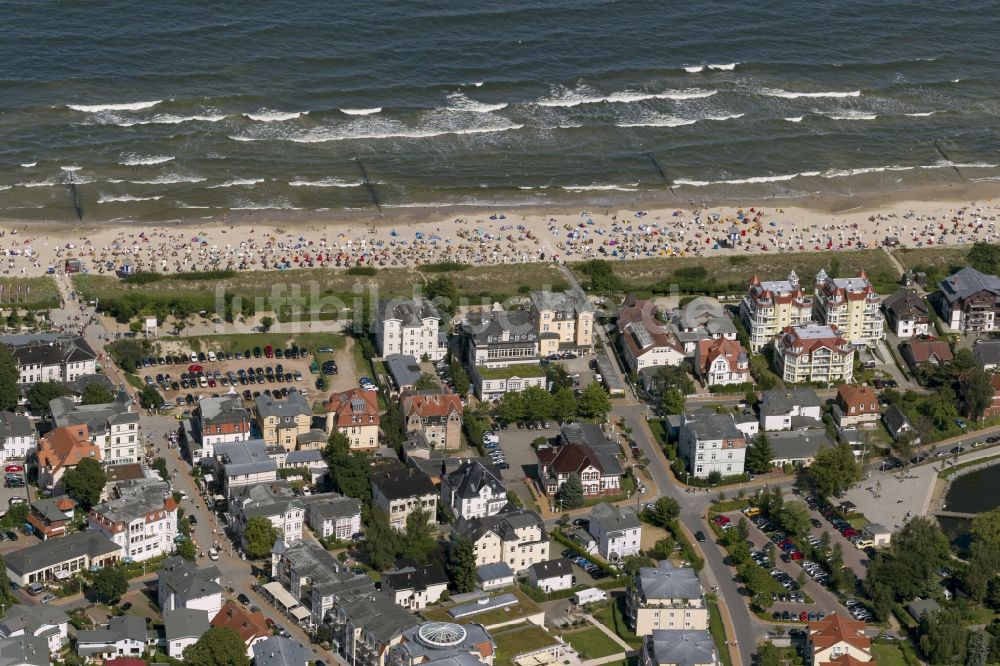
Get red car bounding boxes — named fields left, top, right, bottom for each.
left=713, top=515, right=731, bottom=525
left=188, top=364, right=203, bottom=373
left=790, top=550, right=804, bottom=561
left=4, top=465, right=23, bottom=473
left=207, top=379, right=216, bottom=388
left=264, top=345, right=274, bottom=358
left=841, top=528, right=860, bottom=538
left=799, top=611, right=808, bottom=622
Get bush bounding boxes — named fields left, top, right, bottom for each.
left=417, top=262, right=469, bottom=273
left=345, top=266, right=378, bottom=276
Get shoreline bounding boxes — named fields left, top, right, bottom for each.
left=0, top=180, right=998, bottom=279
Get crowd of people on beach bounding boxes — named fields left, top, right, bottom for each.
left=0, top=200, right=999, bottom=277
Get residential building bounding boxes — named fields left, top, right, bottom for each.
left=883, top=405, right=919, bottom=444
left=768, top=430, right=837, bottom=468
left=0, top=412, right=35, bottom=461
left=640, top=630, right=718, bottom=666
left=462, top=308, right=557, bottom=368
left=899, top=338, right=953, bottom=374
left=476, top=562, right=515, bottom=591
left=36, top=424, right=101, bottom=490
left=158, top=557, right=224, bottom=618
left=454, top=509, right=549, bottom=574
left=832, top=385, right=880, bottom=429
left=211, top=600, right=271, bottom=658
left=25, top=497, right=75, bottom=540
left=50, top=392, right=139, bottom=466
left=324, top=388, right=380, bottom=451
left=774, top=324, right=855, bottom=384
left=382, top=561, right=449, bottom=610
left=536, top=422, right=624, bottom=497
left=974, top=339, right=1000, bottom=371
left=231, top=483, right=305, bottom=547
left=937, top=266, right=1000, bottom=333
left=386, top=354, right=424, bottom=394
left=163, top=609, right=210, bottom=659
left=441, top=461, right=508, bottom=521
left=387, top=622, right=496, bottom=666
left=327, top=592, right=420, bottom=666
left=529, top=290, right=594, bottom=347
left=4, top=530, right=121, bottom=586
left=253, top=636, right=316, bottom=666
left=213, top=439, right=278, bottom=498
left=376, top=297, right=446, bottom=361
left=255, top=393, right=312, bottom=450
left=64, top=374, right=115, bottom=405
left=758, top=389, right=823, bottom=431
left=0, top=604, right=69, bottom=653
left=371, top=464, right=437, bottom=530
left=0, top=635, right=49, bottom=666
left=589, top=503, right=642, bottom=561
left=812, top=270, right=883, bottom=347
left=741, top=272, right=813, bottom=351
left=194, top=395, right=251, bottom=461
left=807, top=614, right=872, bottom=665
left=304, top=494, right=363, bottom=541
left=960, top=372, right=1000, bottom=419
left=664, top=297, right=739, bottom=357
left=882, top=289, right=930, bottom=338
left=88, top=478, right=178, bottom=562
left=694, top=338, right=750, bottom=387
left=76, top=615, right=150, bottom=661
left=3, top=334, right=97, bottom=385
left=469, top=363, right=547, bottom=401
left=677, top=412, right=747, bottom=479
left=401, top=390, right=463, bottom=451
left=527, top=558, right=573, bottom=593
left=628, top=561, right=708, bottom=635
left=617, top=299, right=685, bottom=372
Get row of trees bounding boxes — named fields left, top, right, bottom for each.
left=361, top=507, right=438, bottom=571
left=495, top=382, right=611, bottom=424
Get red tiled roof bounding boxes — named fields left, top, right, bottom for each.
left=401, top=392, right=462, bottom=419
left=211, top=600, right=269, bottom=645
left=902, top=339, right=953, bottom=364
left=323, top=388, right=380, bottom=428
left=836, top=384, right=878, bottom=410
left=809, top=613, right=871, bottom=652
left=37, top=425, right=101, bottom=473
left=696, top=337, right=747, bottom=376
left=819, top=655, right=871, bottom=666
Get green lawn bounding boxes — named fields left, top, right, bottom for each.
left=871, top=643, right=908, bottom=666
left=707, top=597, right=734, bottom=666
left=592, top=596, right=641, bottom=649
left=422, top=589, right=541, bottom=627
left=478, top=364, right=547, bottom=380
left=493, top=625, right=561, bottom=666
left=0, top=276, right=61, bottom=310
left=564, top=627, right=624, bottom=659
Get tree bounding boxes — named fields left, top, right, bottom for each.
left=362, top=507, right=400, bottom=571
left=0, top=345, right=18, bottom=411
left=243, top=516, right=280, bottom=559
left=964, top=368, right=995, bottom=421
left=447, top=535, right=476, bottom=593
left=661, top=388, right=686, bottom=416
left=778, top=501, right=811, bottom=536
left=706, top=470, right=723, bottom=485
left=969, top=241, right=1000, bottom=275
left=92, top=566, right=128, bottom=604
left=521, top=386, right=553, bottom=422
left=657, top=365, right=695, bottom=396
left=497, top=392, right=525, bottom=424
left=892, top=431, right=916, bottom=466
left=259, top=316, right=274, bottom=333
left=919, top=608, right=967, bottom=665
left=449, top=360, right=470, bottom=396
left=968, top=630, right=991, bottom=666
left=745, top=433, right=774, bottom=475
left=63, top=457, right=107, bottom=510
left=323, top=433, right=371, bottom=501
left=559, top=473, right=585, bottom=509
left=551, top=388, right=576, bottom=422
left=621, top=554, right=652, bottom=576
left=426, top=277, right=459, bottom=318
left=183, top=627, right=251, bottom=666
left=808, top=443, right=860, bottom=497
left=81, top=382, right=114, bottom=405
left=864, top=517, right=951, bottom=618
left=176, top=537, right=196, bottom=561
left=415, top=373, right=439, bottom=390
left=546, top=365, right=574, bottom=391
left=26, top=381, right=70, bottom=413
left=128, top=320, right=143, bottom=336
left=577, top=382, right=610, bottom=421
left=645, top=497, right=680, bottom=528
left=138, top=384, right=162, bottom=410
left=402, top=508, right=437, bottom=564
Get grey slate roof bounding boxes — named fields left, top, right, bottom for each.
left=158, top=557, right=223, bottom=600
left=64, top=373, right=115, bottom=396
left=464, top=309, right=539, bottom=344
left=382, top=561, right=448, bottom=593
left=386, top=354, right=423, bottom=389
left=681, top=412, right=742, bottom=441
left=527, top=558, right=572, bottom=580
left=0, top=412, right=33, bottom=440
left=255, top=392, right=310, bottom=419
left=476, top=562, right=514, bottom=582
left=303, top=494, right=362, bottom=521
left=94, top=478, right=171, bottom=524
left=0, top=635, right=48, bottom=666
left=338, top=592, right=418, bottom=643
left=444, top=461, right=506, bottom=500
left=214, top=439, right=277, bottom=476
left=589, top=503, right=641, bottom=536
left=939, top=266, right=1000, bottom=303
left=759, top=388, right=822, bottom=417
left=974, top=339, right=1000, bottom=367
left=76, top=614, right=149, bottom=648
left=645, top=630, right=716, bottom=666
left=198, top=394, right=247, bottom=427
left=882, top=289, right=929, bottom=318
left=5, top=335, right=96, bottom=370
left=4, top=530, right=119, bottom=578
left=883, top=404, right=912, bottom=434
left=235, top=483, right=300, bottom=521
left=530, top=290, right=593, bottom=315
left=253, top=636, right=315, bottom=666
left=0, top=604, right=67, bottom=638
left=392, top=623, right=493, bottom=664
left=378, top=297, right=442, bottom=326
left=294, top=430, right=327, bottom=448
left=767, top=430, right=835, bottom=462
left=636, top=561, right=702, bottom=601
left=163, top=608, right=210, bottom=641
left=50, top=392, right=132, bottom=436
left=454, top=508, right=545, bottom=543
left=371, top=464, right=436, bottom=501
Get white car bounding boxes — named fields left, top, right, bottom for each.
left=208, top=351, right=217, bottom=362
left=208, top=548, right=219, bottom=561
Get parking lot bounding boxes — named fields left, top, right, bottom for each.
left=142, top=338, right=358, bottom=414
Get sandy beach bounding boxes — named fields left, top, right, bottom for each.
left=2, top=183, right=999, bottom=279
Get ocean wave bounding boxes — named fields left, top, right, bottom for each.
left=762, top=88, right=861, bottom=99
left=340, top=107, right=382, bottom=116
left=244, top=110, right=308, bottom=122
left=446, top=92, right=508, bottom=113
left=905, top=111, right=937, bottom=117
left=536, top=85, right=716, bottom=107
left=288, top=178, right=362, bottom=187
left=19, top=163, right=36, bottom=168
left=207, top=178, right=265, bottom=188
left=708, top=63, right=738, bottom=71
left=919, top=161, right=999, bottom=170
left=98, top=194, right=164, bottom=203
left=231, top=119, right=524, bottom=143
left=60, top=166, right=81, bottom=172
left=618, top=113, right=743, bottom=128
left=673, top=164, right=933, bottom=187
left=0, top=186, right=10, bottom=192
left=784, top=116, right=804, bottom=123
left=113, top=113, right=228, bottom=127
left=560, top=183, right=639, bottom=191
left=130, top=175, right=207, bottom=185
left=824, top=112, right=878, bottom=120
left=683, top=65, right=704, bottom=73
left=474, top=82, right=484, bottom=87
left=67, top=100, right=162, bottom=112
left=19, top=180, right=61, bottom=188
left=119, top=154, right=175, bottom=166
